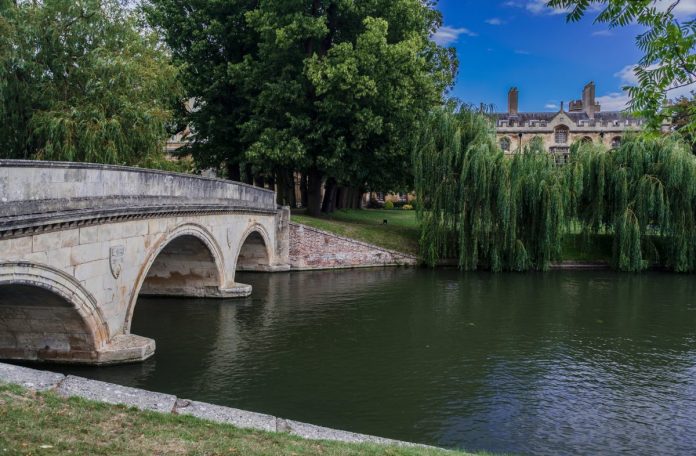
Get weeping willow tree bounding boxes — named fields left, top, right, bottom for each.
left=0, top=0, right=180, bottom=165
left=413, top=105, right=565, bottom=271
left=566, top=136, right=696, bottom=272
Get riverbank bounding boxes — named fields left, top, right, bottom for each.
left=0, top=363, right=486, bottom=456
left=293, top=209, right=616, bottom=265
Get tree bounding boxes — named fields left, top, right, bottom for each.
left=548, top=0, right=696, bottom=131
left=413, top=105, right=565, bottom=271
left=0, top=0, right=180, bottom=165
left=670, top=95, right=696, bottom=152
left=146, top=0, right=456, bottom=214
left=566, top=136, right=696, bottom=272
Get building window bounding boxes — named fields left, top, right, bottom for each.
left=554, top=126, right=569, bottom=144
left=581, top=136, right=593, bottom=144
left=611, top=136, right=622, bottom=149
left=500, top=137, right=511, bottom=152
left=550, top=147, right=570, bottom=165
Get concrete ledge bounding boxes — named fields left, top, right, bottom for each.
left=0, top=363, right=64, bottom=391
left=217, top=283, right=253, bottom=298
left=276, top=418, right=405, bottom=446
left=175, top=399, right=276, bottom=432
left=56, top=375, right=177, bottom=413
left=96, top=334, right=156, bottom=365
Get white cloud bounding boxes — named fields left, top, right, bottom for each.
left=485, top=18, right=504, bottom=25
left=596, top=92, right=631, bottom=110
left=615, top=64, right=641, bottom=85
left=515, top=49, right=531, bottom=55
left=432, top=26, right=477, bottom=46
left=654, top=0, right=696, bottom=18
left=504, top=0, right=570, bottom=15
left=599, top=62, right=696, bottom=110
left=545, top=103, right=559, bottom=109
left=592, top=30, right=612, bottom=37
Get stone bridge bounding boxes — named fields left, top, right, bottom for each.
left=0, top=161, right=290, bottom=365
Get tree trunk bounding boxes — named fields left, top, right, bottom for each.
left=244, top=164, right=254, bottom=185
left=306, top=168, right=324, bottom=217
left=335, top=186, right=347, bottom=210
left=227, top=162, right=241, bottom=182
left=276, top=170, right=294, bottom=206
left=300, top=173, right=309, bottom=208
left=322, top=178, right=338, bottom=213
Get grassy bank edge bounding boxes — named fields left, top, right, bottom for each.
left=292, top=209, right=613, bottom=264
left=0, top=384, right=495, bottom=456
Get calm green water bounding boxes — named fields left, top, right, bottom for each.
left=57, top=269, right=696, bottom=455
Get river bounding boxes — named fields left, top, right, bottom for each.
left=54, top=268, right=696, bottom=455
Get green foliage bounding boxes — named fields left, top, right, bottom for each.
left=548, top=0, right=696, bottom=131
left=385, top=201, right=395, bottom=210
left=0, top=0, right=180, bottom=165
left=403, top=204, right=414, bottom=211
left=566, top=135, right=696, bottom=272
left=413, top=105, right=565, bottom=271
left=146, top=0, right=456, bottom=212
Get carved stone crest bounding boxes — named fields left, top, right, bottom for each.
left=109, top=245, right=125, bottom=279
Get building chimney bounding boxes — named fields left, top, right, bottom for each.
left=508, top=87, right=519, bottom=115
left=583, top=82, right=596, bottom=118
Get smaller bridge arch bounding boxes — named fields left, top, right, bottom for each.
left=235, top=223, right=274, bottom=272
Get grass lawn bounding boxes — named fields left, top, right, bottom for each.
left=292, top=209, right=616, bottom=263
left=0, top=384, right=490, bottom=456
left=292, top=209, right=421, bottom=256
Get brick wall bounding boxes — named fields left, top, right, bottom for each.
left=289, top=222, right=417, bottom=270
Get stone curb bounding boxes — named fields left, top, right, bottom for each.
left=0, top=363, right=65, bottom=392
left=289, top=222, right=419, bottom=263
left=56, top=375, right=177, bottom=413
left=0, top=362, right=438, bottom=450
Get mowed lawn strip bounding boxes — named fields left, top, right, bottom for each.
left=0, top=384, right=494, bottom=456
left=292, top=209, right=420, bottom=256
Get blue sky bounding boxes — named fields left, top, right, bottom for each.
left=434, top=0, right=696, bottom=112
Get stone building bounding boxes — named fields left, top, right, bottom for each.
left=494, top=82, right=646, bottom=164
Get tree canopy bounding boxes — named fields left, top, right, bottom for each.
left=145, top=0, right=457, bottom=214
left=0, top=0, right=180, bottom=166
left=548, top=0, right=696, bottom=132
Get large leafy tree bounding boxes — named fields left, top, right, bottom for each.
left=548, top=0, right=695, bottom=131
left=146, top=0, right=456, bottom=214
left=0, top=0, right=179, bottom=165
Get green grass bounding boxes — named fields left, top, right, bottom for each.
left=292, top=209, right=420, bottom=256
left=0, top=384, right=493, bottom=456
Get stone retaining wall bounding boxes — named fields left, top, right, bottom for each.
left=0, top=362, right=434, bottom=449
left=289, top=222, right=418, bottom=270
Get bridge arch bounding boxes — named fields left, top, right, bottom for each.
left=0, top=262, right=110, bottom=363
left=125, top=223, right=228, bottom=332
left=235, top=223, right=273, bottom=271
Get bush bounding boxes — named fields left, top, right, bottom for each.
left=402, top=204, right=413, bottom=210
left=384, top=201, right=394, bottom=210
